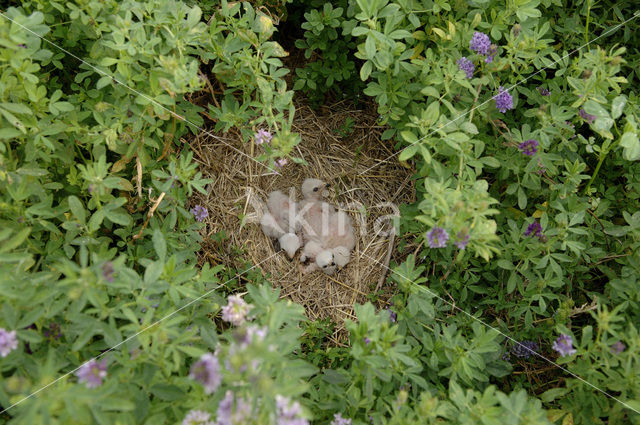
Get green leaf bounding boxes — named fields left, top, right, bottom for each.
left=0, top=228, right=31, bottom=253
left=360, top=61, right=372, bottom=81
left=583, top=100, right=610, bottom=119
left=398, top=144, right=418, bottom=162
left=611, top=95, right=627, bottom=119
left=619, top=132, right=640, bottom=160
left=150, top=384, right=184, bottom=401
left=68, top=196, right=86, bottom=224
left=364, top=36, right=376, bottom=60
left=153, top=229, right=167, bottom=261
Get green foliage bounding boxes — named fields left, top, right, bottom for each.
left=293, top=1, right=362, bottom=104
left=1, top=0, right=640, bottom=424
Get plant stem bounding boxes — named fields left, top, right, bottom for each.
left=584, top=153, right=605, bottom=194
left=585, top=0, right=591, bottom=43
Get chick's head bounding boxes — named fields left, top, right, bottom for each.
left=316, top=249, right=336, bottom=275
left=302, top=178, right=330, bottom=200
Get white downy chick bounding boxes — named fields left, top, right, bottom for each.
left=324, top=210, right=356, bottom=253
left=266, top=190, right=300, bottom=234
left=279, top=232, right=302, bottom=259
left=301, top=242, right=336, bottom=275
left=260, top=211, right=284, bottom=239
left=261, top=190, right=302, bottom=258
left=331, top=246, right=351, bottom=268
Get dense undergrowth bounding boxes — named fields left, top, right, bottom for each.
left=0, top=0, right=639, bottom=424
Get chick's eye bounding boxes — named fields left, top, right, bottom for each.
left=313, top=187, right=319, bottom=192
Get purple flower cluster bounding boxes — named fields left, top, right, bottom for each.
left=387, top=307, right=397, bottom=323
left=217, top=390, right=251, bottom=425
left=552, top=334, right=577, bottom=357
left=579, top=108, right=596, bottom=123
left=43, top=323, right=62, bottom=340
left=524, top=220, right=543, bottom=238
left=511, top=340, right=539, bottom=359
left=221, top=295, right=252, bottom=326
left=519, top=139, right=539, bottom=156
left=276, top=395, right=309, bottom=425
left=275, top=158, right=287, bottom=168
left=236, top=325, right=267, bottom=348
left=331, top=413, right=352, bottom=425
left=454, top=231, right=470, bottom=249
left=485, top=45, right=497, bottom=63
left=182, top=410, right=214, bottom=425
left=189, top=353, right=222, bottom=394
left=254, top=129, right=273, bottom=145
left=76, top=359, right=108, bottom=388
left=457, top=57, right=475, bottom=79
left=102, top=261, right=115, bottom=283
left=611, top=341, right=626, bottom=354
left=470, top=32, right=491, bottom=55
left=537, top=86, right=551, bottom=96
left=494, top=86, right=514, bottom=113
left=191, top=205, right=208, bottom=222
left=0, top=328, right=18, bottom=357
left=426, top=226, right=449, bottom=248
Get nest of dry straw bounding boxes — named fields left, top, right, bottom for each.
left=188, top=100, right=414, bottom=342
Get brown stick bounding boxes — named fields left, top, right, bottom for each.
left=375, top=230, right=396, bottom=292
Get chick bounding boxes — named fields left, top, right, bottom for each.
left=260, top=190, right=302, bottom=259
left=300, top=207, right=356, bottom=274
left=300, top=241, right=337, bottom=275
left=301, top=178, right=330, bottom=201
left=266, top=190, right=300, bottom=234
left=278, top=232, right=302, bottom=259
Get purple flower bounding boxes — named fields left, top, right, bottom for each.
left=519, top=139, right=539, bottom=156
left=190, top=205, right=208, bottom=222
left=485, top=45, right=497, bottom=63
left=552, top=334, right=577, bottom=357
left=331, top=413, right=352, bottom=425
left=189, top=353, right=222, bottom=394
left=364, top=337, right=371, bottom=345
left=524, top=221, right=543, bottom=238
left=221, top=295, right=252, bottom=326
left=457, top=57, right=475, bottom=79
left=102, top=261, right=114, bottom=283
left=426, top=226, right=449, bottom=248
left=387, top=307, right=397, bottom=323
left=236, top=325, right=267, bottom=348
left=217, top=390, right=251, bottom=425
left=494, top=86, right=514, bottom=113
left=579, top=108, right=596, bottom=123
left=43, top=323, right=62, bottom=340
left=254, top=129, right=273, bottom=145
left=275, top=158, right=287, bottom=168
left=87, top=184, right=95, bottom=194
left=75, top=359, right=108, bottom=388
left=469, top=32, right=491, bottom=55
left=611, top=341, right=626, bottom=354
left=182, top=410, right=214, bottom=425
left=511, top=340, right=539, bottom=359
left=454, top=231, right=470, bottom=249
left=537, top=87, right=550, bottom=96
left=276, top=395, right=309, bottom=425
left=0, top=328, right=18, bottom=357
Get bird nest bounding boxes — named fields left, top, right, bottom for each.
left=188, top=99, right=415, bottom=343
